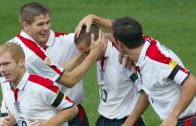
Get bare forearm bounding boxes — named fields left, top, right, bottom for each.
left=91, top=15, right=113, bottom=32
left=59, top=52, right=98, bottom=87
left=43, top=105, right=78, bottom=126
left=124, top=91, right=149, bottom=125
left=61, top=54, right=85, bottom=72
left=168, top=74, right=196, bottom=119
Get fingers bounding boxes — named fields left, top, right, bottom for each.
left=124, top=56, right=129, bottom=68
left=0, top=117, right=11, bottom=126
left=86, top=22, right=91, bottom=33
left=74, top=26, right=81, bottom=38
left=29, top=118, right=41, bottom=126
left=118, top=53, right=123, bottom=64
left=91, top=33, right=95, bottom=44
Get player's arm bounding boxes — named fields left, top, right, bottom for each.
left=122, top=90, right=149, bottom=126
left=75, top=14, right=113, bottom=37
left=58, top=30, right=105, bottom=88
left=161, top=74, right=196, bottom=126
left=61, top=53, right=85, bottom=72
left=39, top=105, right=78, bottom=126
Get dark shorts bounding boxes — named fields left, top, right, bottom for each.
left=177, top=114, right=196, bottom=126
left=68, top=104, right=89, bottom=126
left=96, top=115, right=145, bottom=126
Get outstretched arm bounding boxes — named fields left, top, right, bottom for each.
left=58, top=30, right=105, bottom=88
left=75, top=14, right=113, bottom=38
left=61, top=53, right=85, bottom=72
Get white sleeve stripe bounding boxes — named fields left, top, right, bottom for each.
left=174, top=70, right=189, bottom=85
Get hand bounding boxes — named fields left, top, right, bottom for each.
left=160, top=116, right=177, bottom=126
left=0, top=116, right=13, bottom=126
left=118, top=54, right=134, bottom=69
left=89, top=30, right=105, bottom=57
left=75, top=14, right=95, bottom=38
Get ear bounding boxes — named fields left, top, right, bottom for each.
left=18, top=58, right=25, bottom=67
left=21, top=21, right=29, bottom=31
left=115, top=40, right=124, bottom=49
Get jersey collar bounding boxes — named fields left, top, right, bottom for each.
left=136, top=41, right=150, bottom=67
left=16, top=72, right=30, bottom=91
left=45, top=30, right=55, bottom=47
left=104, top=40, right=113, bottom=58
left=20, top=31, right=37, bottom=43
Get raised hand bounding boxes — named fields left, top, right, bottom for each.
left=75, top=15, right=95, bottom=38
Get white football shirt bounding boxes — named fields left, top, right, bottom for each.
left=44, top=30, right=84, bottom=105
left=136, top=36, right=196, bottom=120
left=97, top=41, right=141, bottom=119
left=2, top=72, right=73, bottom=126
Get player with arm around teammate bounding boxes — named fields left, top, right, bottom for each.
left=0, top=3, right=104, bottom=126
left=75, top=14, right=196, bottom=126
left=75, top=24, right=145, bottom=126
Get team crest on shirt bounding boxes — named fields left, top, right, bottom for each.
left=44, top=57, right=52, bottom=66
left=169, top=60, right=177, bottom=69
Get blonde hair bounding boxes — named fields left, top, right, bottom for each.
left=0, top=42, right=25, bottom=62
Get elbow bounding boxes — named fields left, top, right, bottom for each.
left=65, top=81, right=77, bottom=88
left=58, top=77, right=77, bottom=88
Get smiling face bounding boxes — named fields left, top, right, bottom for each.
left=22, top=14, right=51, bottom=47
left=0, top=52, right=24, bottom=84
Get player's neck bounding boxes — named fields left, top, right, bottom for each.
left=127, top=43, right=144, bottom=63
left=11, top=69, right=26, bottom=89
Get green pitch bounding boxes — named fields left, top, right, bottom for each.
left=0, top=0, right=196, bottom=125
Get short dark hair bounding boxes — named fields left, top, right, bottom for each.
left=112, top=17, right=144, bottom=49
left=74, top=24, right=100, bottom=46
left=19, top=2, right=49, bottom=24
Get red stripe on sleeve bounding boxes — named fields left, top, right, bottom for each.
left=17, top=35, right=63, bottom=75
left=29, top=74, right=59, bottom=93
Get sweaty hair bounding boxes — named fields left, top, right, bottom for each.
left=19, top=2, right=49, bottom=25
left=0, top=42, right=25, bottom=62
left=112, top=17, right=144, bottom=49
left=74, top=24, right=100, bottom=46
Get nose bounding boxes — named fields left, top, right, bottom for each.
left=43, top=24, right=50, bottom=31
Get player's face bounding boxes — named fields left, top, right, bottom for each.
left=76, top=41, right=90, bottom=57
left=115, top=40, right=127, bottom=55
left=24, top=14, right=51, bottom=47
left=0, top=52, right=23, bottom=84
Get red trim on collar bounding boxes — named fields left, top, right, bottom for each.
left=55, top=32, right=66, bottom=37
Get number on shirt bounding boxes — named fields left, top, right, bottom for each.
left=100, top=87, right=107, bottom=102
left=22, top=121, right=27, bottom=126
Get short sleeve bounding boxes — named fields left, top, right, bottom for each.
left=44, top=82, right=74, bottom=110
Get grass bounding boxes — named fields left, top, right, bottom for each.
left=0, top=0, right=196, bottom=125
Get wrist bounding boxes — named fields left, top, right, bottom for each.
left=168, top=112, right=179, bottom=120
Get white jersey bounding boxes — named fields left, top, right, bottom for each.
left=9, top=31, right=64, bottom=82
left=97, top=41, right=141, bottom=119
left=43, top=30, right=84, bottom=105
left=1, top=72, right=73, bottom=126
left=136, top=36, right=196, bottom=120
